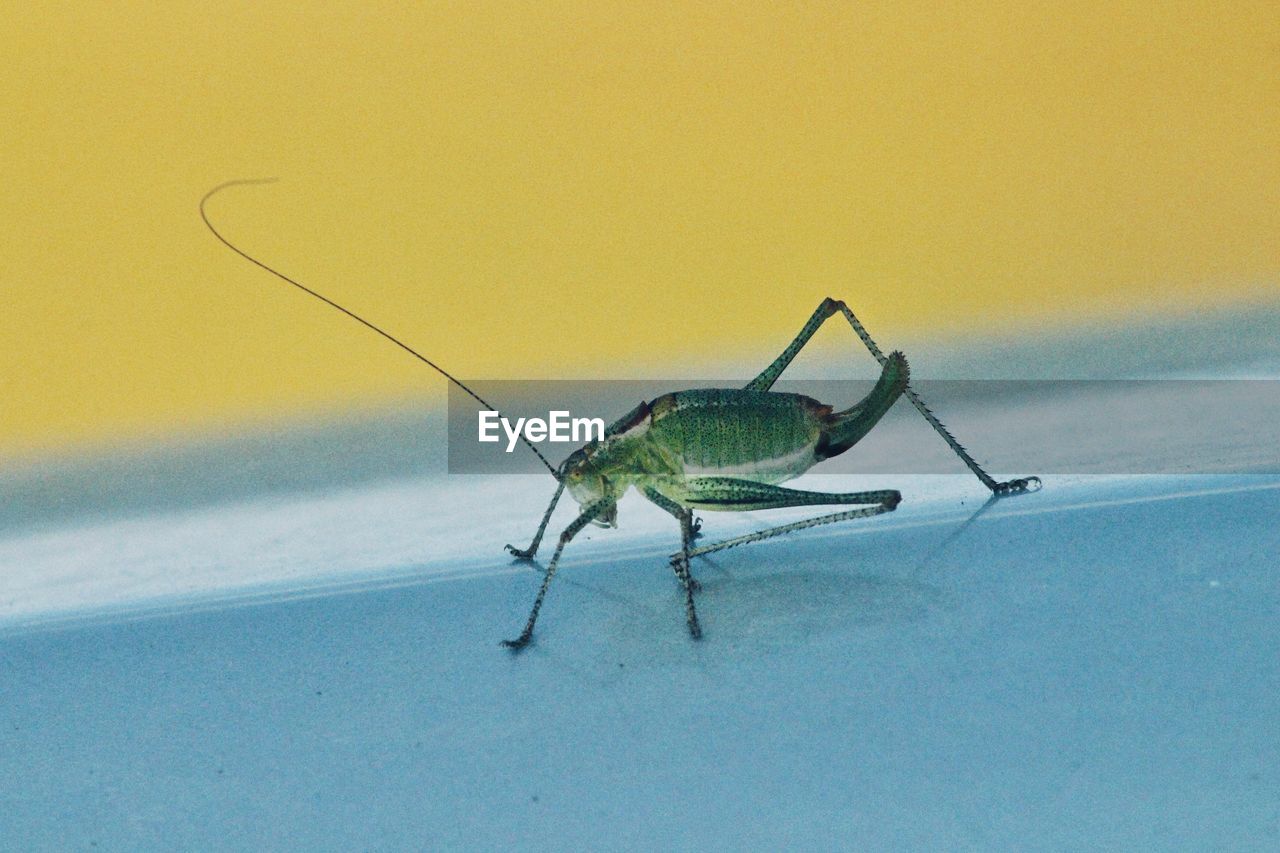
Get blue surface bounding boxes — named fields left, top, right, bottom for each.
left=3, top=475, right=1278, bottom=849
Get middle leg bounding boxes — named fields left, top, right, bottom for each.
left=642, top=487, right=703, bottom=639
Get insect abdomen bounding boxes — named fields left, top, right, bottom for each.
left=647, top=389, right=828, bottom=484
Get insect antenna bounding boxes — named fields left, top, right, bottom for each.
left=200, top=178, right=563, bottom=481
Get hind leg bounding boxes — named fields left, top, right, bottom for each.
left=665, top=477, right=902, bottom=560
left=747, top=298, right=1039, bottom=495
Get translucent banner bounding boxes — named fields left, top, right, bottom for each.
left=447, top=379, right=1280, bottom=475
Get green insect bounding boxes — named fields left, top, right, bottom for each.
left=203, top=180, right=1040, bottom=651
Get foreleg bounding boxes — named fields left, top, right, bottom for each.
left=504, top=480, right=566, bottom=561
left=501, top=497, right=609, bottom=650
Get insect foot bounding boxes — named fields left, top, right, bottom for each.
left=501, top=633, right=533, bottom=652
left=505, top=544, right=536, bottom=561
left=993, top=476, right=1043, bottom=496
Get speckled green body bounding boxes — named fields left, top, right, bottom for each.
left=559, top=351, right=909, bottom=523
left=635, top=389, right=831, bottom=484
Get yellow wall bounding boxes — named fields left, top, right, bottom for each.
left=4, top=1, right=1277, bottom=457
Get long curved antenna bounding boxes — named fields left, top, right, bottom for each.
left=200, top=178, right=562, bottom=480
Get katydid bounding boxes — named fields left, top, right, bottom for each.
left=202, top=180, right=1040, bottom=651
